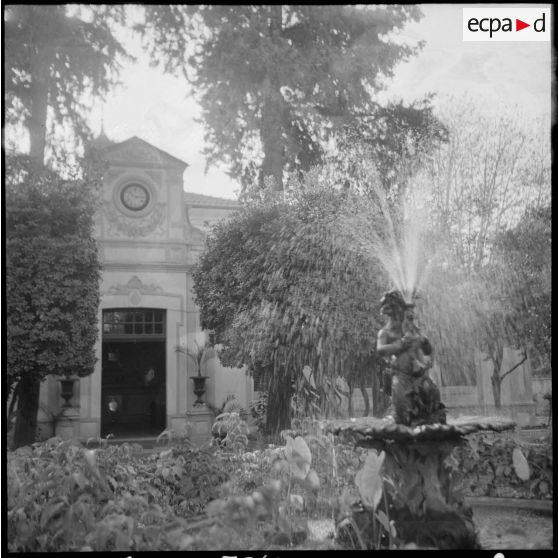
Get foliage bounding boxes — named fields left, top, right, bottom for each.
left=6, top=155, right=102, bottom=448
left=155, top=426, right=194, bottom=449
left=212, top=412, right=250, bottom=452
left=463, top=205, right=551, bottom=405
left=138, top=5, right=425, bottom=189
left=489, top=205, right=551, bottom=365
left=355, top=450, right=385, bottom=511
left=327, top=96, right=448, bottom=196
left=8, top=425, right=551, bottom=551
left=249, top=393, right=269, bottom=433
left=421, top=205, right=551, bottom=401
left=4, top=5, right=129, bottom=165
left=420, top=97, right=550, bottom=271
left=176, top=339, right=211, bottom=377
left=193, top=174, right=388, bottom=433
left=454, top=433, right=552, bottom=500
left=208, top=393, right=245, bottom=417
left=413, top=99, right=551, bottom=389
left=7, top=438, right=231, bottom=551
left=337, top=448, right=400, bottom=549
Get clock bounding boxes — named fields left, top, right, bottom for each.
left=120, top=183, right=150, bottom=211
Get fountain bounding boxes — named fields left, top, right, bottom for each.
left=325, top=287, right=515, bottom=549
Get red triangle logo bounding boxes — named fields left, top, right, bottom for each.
left=516, top=19, right=530, bottom=31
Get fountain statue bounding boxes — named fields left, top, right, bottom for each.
left=324, top=288, right=516, bottom=549
left=377, top=289, right=446, bottom=426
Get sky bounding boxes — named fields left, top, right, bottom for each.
left=94, top=4, right=553, bottom=200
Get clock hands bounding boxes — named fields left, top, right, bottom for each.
left=121, top=184, right=149, bottom=210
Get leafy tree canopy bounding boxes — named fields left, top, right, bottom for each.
left=330, top=97, right=449, bottom=195
left=6, top=155, right=102, bottom=447
left=193, top=171, right=392, bottom=432
left=419, top=203, right=551, bottom=402
left=489, top=204, right=551, bottom=362
left=138, top=5, right=426, bottom=189
left=4, top=5, right=129, bottom=165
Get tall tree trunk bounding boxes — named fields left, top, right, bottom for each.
left=260, top=4, right=283, bottom=191
left=13, top=373, right=41, bottom=449
left=491, top=372, right=501, bottom=409
left=490, top=343, right=504, bottom=408
left=359, top=380, right=370, bottom=418
left=491, top=349, right=528, bottom=410
left=28, top=49, right=49, bottom=166
left=347, top=380, right=354, bottom=417
left=265, top=364, right=292, bottom=437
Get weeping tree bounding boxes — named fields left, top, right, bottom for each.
left=138, top=4, right=425, bottom=190
left=4, top=4, right=128, bottom=166
left=6, top=156, right=102, bottom=448
left=193, top=173, right=389, bottom=434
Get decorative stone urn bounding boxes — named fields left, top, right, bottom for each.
left=59, top=377, right=77, bottom=408
left=190, top=375, right=209, bottom=407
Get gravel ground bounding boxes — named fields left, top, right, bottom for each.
left=306, top=507, right=554, bottom=550
left=473, top=505, right=553, bottom=549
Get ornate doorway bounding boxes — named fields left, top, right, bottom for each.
left=101, top=308, right=166, bottom=437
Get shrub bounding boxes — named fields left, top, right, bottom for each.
left=454, top=433, right=552, bottom=500
left=7, top=437, right=230, bottom=551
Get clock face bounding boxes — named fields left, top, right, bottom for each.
left=120, top=183, right=149, bottom=211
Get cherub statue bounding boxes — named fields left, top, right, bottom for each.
left=377, top=289, right=446, bottom=426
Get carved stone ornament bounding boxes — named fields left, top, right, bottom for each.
left=129, top=290, right=142, bottom=306
left=107, top=275, right=164, bottom=296
left=103, top=200, right=166, bottom=238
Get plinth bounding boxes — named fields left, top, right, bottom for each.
left=185, top=407, right=214, bottom=447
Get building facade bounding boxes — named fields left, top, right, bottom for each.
left=35, top=137, right=538, bottom=438
left=37, top=137, right=251, bottom=442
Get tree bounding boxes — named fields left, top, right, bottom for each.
left=410, top=97, right=550, bottom=395
left=495, top=205, right=551, bottom=360
left=139, top=5, right=425, bottom=190
left=4, top=5, right=128, bottom=166
left=418, top=203, right=551, bottom=407
left=419, top=96, right=550, bottom=271
left=327, top=97, right=448, bottom=196
left=6, top=156, right=102, bottom=448
left=482, top=204, right=552, bottom=406
left=193, top=173, right=389, bottom=434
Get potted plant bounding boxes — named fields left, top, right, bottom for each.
left=58, top=374, right=77, bottom=408
left=179, top=340, right=211, bottom=407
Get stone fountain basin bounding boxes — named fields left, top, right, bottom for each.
left=322, top=415, right=516, bottom=443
